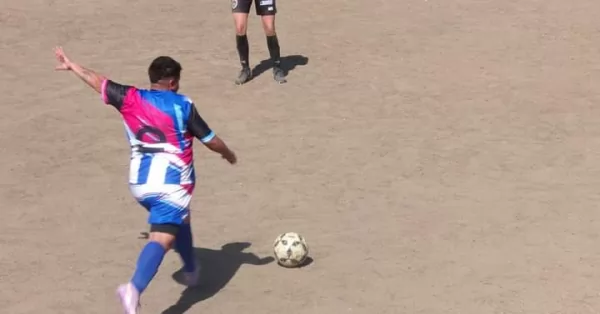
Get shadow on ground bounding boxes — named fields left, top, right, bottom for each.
left=161, top=242, right=274, bottom=314
left=251, top=54, right=309, bottom=79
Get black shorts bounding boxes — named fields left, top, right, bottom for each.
left=232, top=0, right=277, bottom=15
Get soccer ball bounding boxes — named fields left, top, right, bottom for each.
left=273, top=232, right=309, bottom=268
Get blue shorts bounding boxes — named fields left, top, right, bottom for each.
left=130, top=184, right=192, bottom=225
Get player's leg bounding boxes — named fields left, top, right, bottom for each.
left=173, top=214, right=201, bottom=286
left=131, top=225, right=177, bottom=290
left=117, top=224, right=177, bottom=314
left=232, top=0, right=253, bottom=85
left=117, top=186, right=190, bottom=314
left=149, top=186, right=200, bottom=286
left=257, top=0, right=286, bottom=83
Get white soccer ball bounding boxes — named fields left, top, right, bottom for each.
left=273, top=232, right=309, bottom=268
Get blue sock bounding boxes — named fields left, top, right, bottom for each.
left=174, top=224, right=196, bottom=272
left=131, top=241, right=166, bottom=294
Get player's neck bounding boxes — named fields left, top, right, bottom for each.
left=150, top=83, right=171, bottom=91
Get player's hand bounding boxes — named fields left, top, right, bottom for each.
left=223, top=150, right=237, bottom=165
left=54, top=46, right=73, bottom=71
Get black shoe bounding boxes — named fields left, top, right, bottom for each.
left=273, top=66, right=287, bottom=84
left=235, top=67, right=252, bottom=85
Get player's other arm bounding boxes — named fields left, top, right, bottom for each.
left=188, top=105, right=237, bottom=165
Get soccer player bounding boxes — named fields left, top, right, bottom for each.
left=53, top=46, right=237, bottom=314
left=232, top=0, right=286, bottom=84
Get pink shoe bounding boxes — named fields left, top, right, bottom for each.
left=116, top=283, right=140, bottom=314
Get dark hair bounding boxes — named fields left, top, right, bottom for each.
left=148, top=56, right=182, bottom=83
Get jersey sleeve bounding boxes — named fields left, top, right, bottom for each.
left=187, top=103, right=215, bottom=143
left=101, top=79, right=134, bottom=111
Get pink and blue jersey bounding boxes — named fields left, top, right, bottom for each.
left=101, top=80, right=214, bottom=225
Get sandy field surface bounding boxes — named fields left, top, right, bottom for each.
left=2, top=0, right=600, bottom=313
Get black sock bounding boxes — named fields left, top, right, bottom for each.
left=236, top=35, right=250, bottom=69
left=266, top=35, right=281, bottom=67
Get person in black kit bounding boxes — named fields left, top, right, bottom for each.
left=231, top=0, right=286, bottom=85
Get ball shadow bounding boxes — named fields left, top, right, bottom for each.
left=297, top=256, right=314, bottom=268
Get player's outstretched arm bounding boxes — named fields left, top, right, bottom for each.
left=53, top=46, right=107, bottom=94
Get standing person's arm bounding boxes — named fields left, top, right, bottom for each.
left=187, top=104, right=237, bottom=165
left=54, top=46, right=133, bottom=111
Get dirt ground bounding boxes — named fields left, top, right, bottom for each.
left=2, top=0, right=600, bottom=313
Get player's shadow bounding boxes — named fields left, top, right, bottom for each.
left=251, top=54, right=309, bottom=80
left=161, top=242, right=274, bottom=314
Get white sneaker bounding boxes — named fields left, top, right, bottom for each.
left=116, top=282, right=140, bottom=314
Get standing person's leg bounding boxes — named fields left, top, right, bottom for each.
left=232, top=0, right=253, bottom=85
left=257, top=0, right=286, bottom=83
